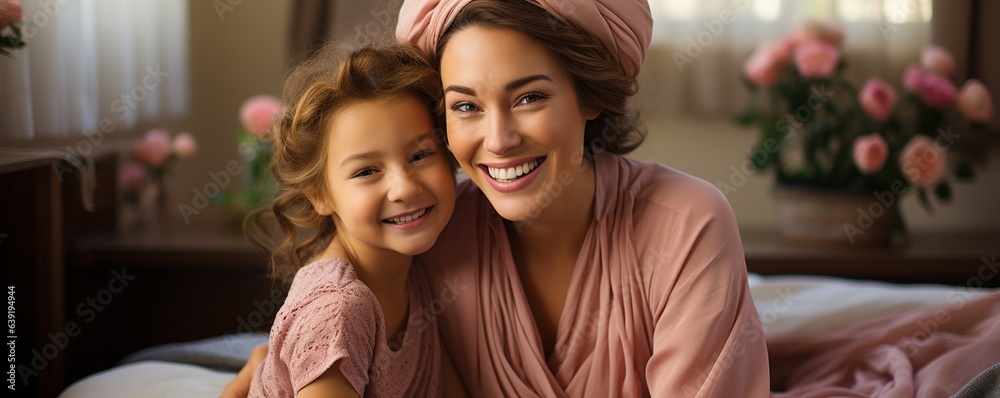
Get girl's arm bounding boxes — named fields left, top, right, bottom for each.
left=220, top=344, right=268, bottom=398
left=297, top=361, right=361, bottom=398
left=440, top=345, right=470, bottom=398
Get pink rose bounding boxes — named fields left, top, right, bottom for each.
left=899, top=136, right=946, bottom=187
left=0, top=0, right=22, bottom=29
left=239, top=95, right=283, bottom=139
left=956, top=79, right=995, bottom=123
left=794, top=40, right=840, bottom=79
left=859, top=78, right=897, bottom=122
left=789, top=20, right=844, bottom=48
left=133, top=129, right=173, bottom=168
left=852, top=134, right=889, bottom=175
left=743, top=40, right=790, bottom=88
left=172, top=131, right=198, bottom=159
left=920, top=45, right=955, bottom=77
left=902, top=64, right=924, bottom=92
left=121, top=162, right=147, bottom=193
left=917, top=74, right=957, bottom=109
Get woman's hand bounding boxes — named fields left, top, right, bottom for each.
left=220, top=344, right=268, bottom=398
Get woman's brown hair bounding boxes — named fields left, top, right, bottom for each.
left=245, top=40, right=444, bottom=286
left=436, top=0, right=645, bottom=155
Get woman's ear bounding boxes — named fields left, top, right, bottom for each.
left=584, top=105, right=602, bottom=121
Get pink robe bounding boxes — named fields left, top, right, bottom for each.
left=416, top=153, right=770, bottom=397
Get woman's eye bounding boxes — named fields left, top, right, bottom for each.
left=518, top=93, right=547, bottom=106
left=352, top=168, right=377, bottom=179
left=450, top=102, right=479, bottom=114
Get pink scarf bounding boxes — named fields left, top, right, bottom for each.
left=395, top=0, right=652, bottom=78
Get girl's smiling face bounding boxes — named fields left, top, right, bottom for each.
left=313, top=94, right=455, bottom=257
left=439, top=26, right=598, bottom=222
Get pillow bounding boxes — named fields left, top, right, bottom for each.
left=119, top=332, right=268, bottom=371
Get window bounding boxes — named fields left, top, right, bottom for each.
left=641, top=0, right=933, bottom=114
left=0, top=0, right=189, bottom=140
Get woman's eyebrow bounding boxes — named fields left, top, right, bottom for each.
left=504, top=74, right=551, bottom=91
left=444, top=74, right=553, bottom=96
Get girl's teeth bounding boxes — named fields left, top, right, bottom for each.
left=488, top=159, right=539, bottom=182
left=388, top=208, right=426, bottom=224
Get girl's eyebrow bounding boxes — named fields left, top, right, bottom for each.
left=341, top=150, right=383, bottom=167
left=444, top=74, right=553, bottom=96
left=340, top=133, right=437, bottom=167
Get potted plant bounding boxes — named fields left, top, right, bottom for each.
left=736, top=20, right=994, bottom=247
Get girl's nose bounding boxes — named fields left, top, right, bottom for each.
left=387, top=170, right=423, bottom=203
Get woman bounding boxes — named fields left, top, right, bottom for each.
left=226, top=0, right=770, bottom=396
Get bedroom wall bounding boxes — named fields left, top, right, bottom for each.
left=171, top=1, right=999, bottom=233
left=162, top=1, right=294, bottom=229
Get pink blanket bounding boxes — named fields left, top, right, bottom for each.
left=768, top=290, right=1000, bottom=397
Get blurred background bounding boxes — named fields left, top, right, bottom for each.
left=1, top=1, right=998, bottom=397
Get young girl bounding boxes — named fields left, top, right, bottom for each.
left=243, top=41, right=466, bottom=397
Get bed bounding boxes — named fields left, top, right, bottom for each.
left=57, top=273, right=999, bottom=397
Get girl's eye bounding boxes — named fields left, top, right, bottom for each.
left=411, top=150, right=436, bottom=163
left=450, top=102, right=480, bottom=114
left=351, top=168, right=377, bottom=179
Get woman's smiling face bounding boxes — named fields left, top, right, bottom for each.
left=439, top=26, right=598, bottom=222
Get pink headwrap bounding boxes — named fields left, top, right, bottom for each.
left=395, top=0, right=653, bottom=78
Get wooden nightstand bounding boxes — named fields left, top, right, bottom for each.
left=63, top=223, right=279, bottom=390
left=1, top=152, right=280, bottom=396
left=741, top=229, right=1000, bottom=287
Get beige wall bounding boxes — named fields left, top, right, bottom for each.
left=164, top=1, right=293, bottom=229
left=166, top=0, right=999, bottom=233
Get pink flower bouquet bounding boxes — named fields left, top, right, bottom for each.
left=218, top=94, right=284, bottom=227
left=737, top=20, right=994, bottom=230
left=0, top=0, right=26, bottom=57
left=120, top=129, right=198, bottom=215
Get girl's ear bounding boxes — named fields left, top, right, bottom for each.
left=306, top=188, right=334, bottom=216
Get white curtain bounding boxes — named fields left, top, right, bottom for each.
left=0, top=0, right=189, bottom=140
left=638, top=0, right=932, bottom=115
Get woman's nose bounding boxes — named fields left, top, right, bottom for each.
left=483, top=112, right=521, bottom=156
left=387, top=170, right=423, bottom=203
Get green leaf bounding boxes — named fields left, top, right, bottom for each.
left=917, top=188, right=933, bottom=214
left=749, top=144, right=770, bottom=170
left=934, top=182, right=952, bottom=202
left=955, top=162, right=976, bottom=180
left=734, top=109, right=757, bottom=126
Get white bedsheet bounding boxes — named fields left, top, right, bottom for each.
left=748, top=273, right=988, bottom=335
left=58, top=274, right=992, bottom=397
left=58, top=361, right=235, bottom=398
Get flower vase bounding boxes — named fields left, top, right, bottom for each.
left=771, top=184, right=896, bottom=247
left=135, top=179, right=169, bottom=232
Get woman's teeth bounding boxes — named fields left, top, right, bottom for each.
left=386, top=208, right=427, bottom=224
left=487, top=159, right=539, bottom=182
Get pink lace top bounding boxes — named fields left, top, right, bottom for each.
left=248, top=257, right=441, bottom=397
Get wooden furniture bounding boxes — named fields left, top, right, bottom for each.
left=0, top=152, right=277, bottom=397
left=0, top=154, right=78, bottom=398
left=63, top=224, right=276, bottom=389
left=742, top=229, right=1000, bottom=287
